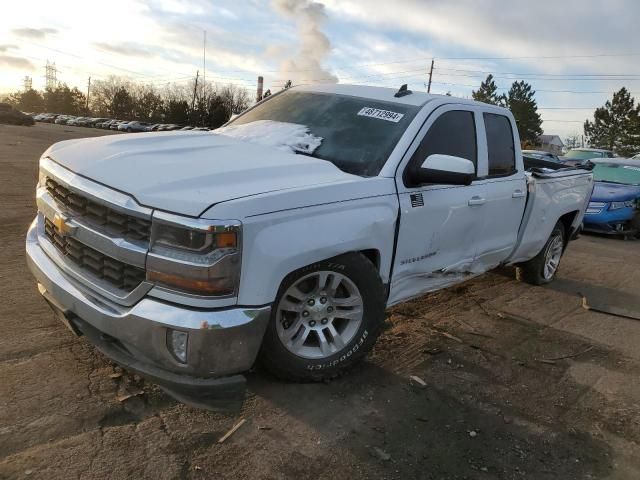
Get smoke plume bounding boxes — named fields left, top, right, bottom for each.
left=271, top=0, right=337, bottom=85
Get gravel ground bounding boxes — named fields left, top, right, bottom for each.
left=1, top=123, right=640, bottom=480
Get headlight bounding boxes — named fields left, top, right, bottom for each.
left=146, top=212, right=241, bottom=296
left=609, top=200, right=635, bottom=210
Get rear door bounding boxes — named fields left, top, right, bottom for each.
left=389, top=105, right=488, bottom=305
left=473, top=112, right=527, bottom=269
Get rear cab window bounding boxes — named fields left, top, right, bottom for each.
left=484, top=113, right=516, bottom=177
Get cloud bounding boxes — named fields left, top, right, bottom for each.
left=0, top=44, right=18, bottom=53
left=11, top=27, right=58, bottom=39
left=0, top=55, right=35, bottom=70
left=322, top=0, right=640, bottom=74
left=93, top=42, right=150, bottom=58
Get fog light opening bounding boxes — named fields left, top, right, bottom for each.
left=167, top=329, right=189, bottom=363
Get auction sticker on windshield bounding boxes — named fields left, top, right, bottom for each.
left=357, top=107, right=405, bottom=123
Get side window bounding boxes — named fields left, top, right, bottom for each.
left=408, top=110, right=477, bottom=174
left=484, top=113, right=516, bottom=176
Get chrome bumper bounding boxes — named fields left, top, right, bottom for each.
left=26, top=218, right=270, bottom=408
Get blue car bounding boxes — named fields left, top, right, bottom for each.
left=583, top=158, right=640, bottom=237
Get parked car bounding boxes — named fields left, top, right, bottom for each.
left=561, top=148, right=615, bottom=166
left=86, top=118, right=109, bottom=127
left=158, top=124, right=182, bottom=131
left=120, top=121, right=153, bottom=132
left=66, top=117, right=87, bottom=126
left=96, top=119, right=114, bottom=129
left=110, top=120, right=127, bottom=130
left=583, top=158, right=640, bottom=237
left=26, top=84, right=593, bottom=408
left=522, top=150, right=562, bottom=163
left=54, top=116, right=74, bottom=125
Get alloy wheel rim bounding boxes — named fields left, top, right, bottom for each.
left=543, top=234, right=563, bottom=280
left=275, top=271, right=364, bottom=359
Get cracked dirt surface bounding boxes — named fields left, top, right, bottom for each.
left=1, top=123, right=640, bottom=479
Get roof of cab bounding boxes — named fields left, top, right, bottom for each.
left=295, top=83, right=481, bottom=108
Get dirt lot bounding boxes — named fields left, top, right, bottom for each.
left=1, top=123, right=640, bottom=480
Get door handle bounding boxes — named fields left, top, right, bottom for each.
left=468, top=196, right=486, bottom=206
left=512, top=189, right=526, bottom=198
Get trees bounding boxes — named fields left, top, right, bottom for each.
left=6, top=89, right=44, bottom=112
left=472, top=75, right=505, bottom=106
left=44, top=84, right=86, bottom=115
left=4, top=74, right=252, bottom=127
left=584, top=87, right=640, bottom=156
left=564, top=133, right=581, bottom=150
left=506, top=81, right=543, bottom=145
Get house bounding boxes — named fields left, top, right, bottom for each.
left=537, top=135, right=565, bottom=155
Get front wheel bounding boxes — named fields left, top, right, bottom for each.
left=259, top=253, right=386, bottom=381
left=516, top=222, right=565, bottom=285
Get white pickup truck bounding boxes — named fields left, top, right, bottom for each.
left=26, top=84, right=593, bottom=407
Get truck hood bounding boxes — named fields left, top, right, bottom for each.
left=591, top=181, right=640, bottom=202
left=44, top=131, right=361, bottom=217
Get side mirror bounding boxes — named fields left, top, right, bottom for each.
left=413, top=154, right=475, bottom=186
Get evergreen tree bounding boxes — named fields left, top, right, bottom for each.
left=584, top=87, right=640, bottom=156
left=506, top=81, right=543, bottom=145
left=44, top=84, right=86, bottom=115
left=7, top=89, right=45, bottom=112
left=472, top=75, right=505, bottom=106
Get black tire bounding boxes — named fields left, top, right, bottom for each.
left=631, top=213, right=640, bottom=239
left=259, top=253, right=386, bottom=382
left=516, top=222, right=565, bottom=285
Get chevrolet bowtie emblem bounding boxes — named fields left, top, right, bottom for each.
left=53, top=213, right=75, bottom=236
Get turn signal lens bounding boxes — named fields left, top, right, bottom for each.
left=215, top=232, right=237, bottom=248
left=147, top=271, right=235, bottom=295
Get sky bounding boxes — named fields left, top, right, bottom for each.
left=1, top=0, right=639, bottom=137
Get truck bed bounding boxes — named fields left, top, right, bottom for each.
left=508, top=157, right=594, bottom=264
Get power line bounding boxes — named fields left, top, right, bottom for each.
left=434, top=67, right=640, bottom=78
left=430, top=80, right=639, bottom=94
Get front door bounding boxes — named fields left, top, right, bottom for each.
left=388, top=107, right=487, bottom=306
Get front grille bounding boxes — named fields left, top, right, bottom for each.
left=45, top=177, right=151, bottom=242
left=44, top=217, right=145, bottom=291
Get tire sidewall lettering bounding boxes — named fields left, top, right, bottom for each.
left=305, top=329, right=368, bottom=371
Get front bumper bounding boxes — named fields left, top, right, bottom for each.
left=583, top=206, right=638, bottom=235
left=26, top=219, right=271, bottom=409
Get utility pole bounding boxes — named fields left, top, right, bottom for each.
left=191, top=70, right=199, bottom=124
left=202, top=30, right=206, bottom=102
left=427, top=58, right=434, bottom=93
left=86, top=77, right=91, bottom=113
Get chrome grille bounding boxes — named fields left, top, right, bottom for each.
left=44, top=217, right=145, bottom=291
left=45, top=177, right=151, bottom=241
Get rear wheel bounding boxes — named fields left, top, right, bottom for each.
left=259, top=253, right=386, bottom=381
left=517, top=222, right=565, bottom=285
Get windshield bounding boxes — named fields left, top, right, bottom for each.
left=227, top=90, right=420, bottom=176
left=592, top=163, right=640, bottom=185
left=565, top=150, right=605, bottom=160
